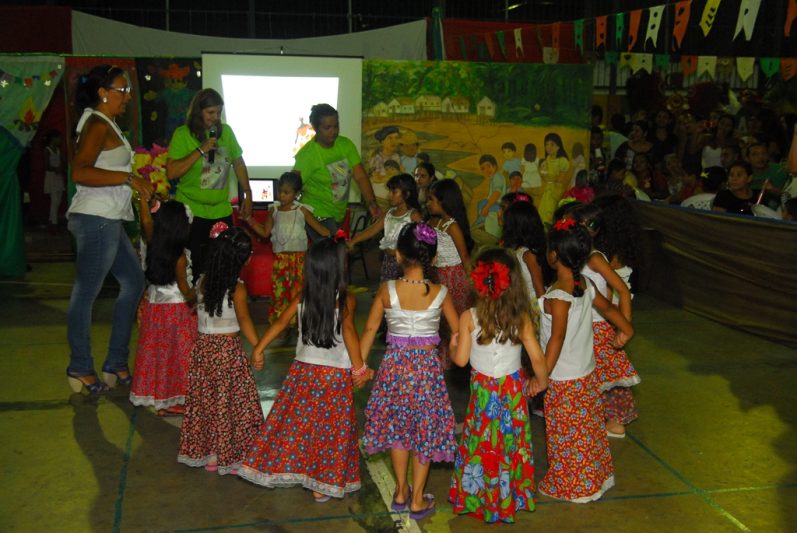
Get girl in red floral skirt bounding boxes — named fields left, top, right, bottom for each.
left=530, top=217, right=634, bottom=503
left=239, top=236, right=372, bottom=503
left=130, top=201, right=197, bottom=416
left=449, top=248, right=548, bottom=524
left=177, top=224, right=265, bottom=476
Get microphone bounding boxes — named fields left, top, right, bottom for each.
left=208, top=125, right=218, bottom=163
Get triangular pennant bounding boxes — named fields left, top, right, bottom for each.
left=615, top=12, right=625, bottom=49
left=574, top=19, right=584, bottom=53
left=459, top=36, right=468, bottom=60
left=645, top=6, right=665, bottom=49
left=476, top=37, right=490, bottom=61
left=552, top=22, right=561, bottom=49
left=697, top=56, right=717, bottom=78
left=780, top=58, right=797, bottom=81
left=681, top=55, right=698, bottom=76
left=596, top=16, right=607, bottom=49
left=700, top=0, right=722, bottom=37
left=604, top=51, right=619, bottom=65
left=485, top=33, right=496, bottom=59
left=759, top=57, right=780, bottom=78
left=543, top=47, right=560, bottom=64
left=631, top=53, right=653, bottom=74
left=496, top=31, right=507, bottom=58
left=655, top=54, right=671, bottom=70
left=514, top=28, right=525, bottom=57
left=672, top=1, right=692, bottom=50
left=787, top=0, right=797, bottom=37
left=736, top=57, right=756, bottom=81
left=734, top=0, right=762, bottom=41
left=628, top=9, right=643, bottom=50
left=619, top=53, right=634, bottom=71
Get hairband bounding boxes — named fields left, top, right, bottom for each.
left=514, top=193, right=531, bottom=203
left=471, top=261, right=511, bottom=300
left=553, top=218, right=577, bottom=231
left=149, top=199, right=161, bottom=214
left=209, top=221, right=229, bottom=239
left=333, top=228, right=348, bottom=242
left=414, top=223, right=437, bottom=245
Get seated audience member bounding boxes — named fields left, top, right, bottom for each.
left=598, top=158, right=637, bottom=199
left=649, top=109, right=678, bottom=169
left=747, top=141, right=789, bottom=194
left=615, top=120, right=653, bottom=170
left=663, top=154, right=699, bottom=204
left=562, top=170, right=595, bottom=204
left=632, top=153, right=668, bottom=200
left=783, top=198, right=797, bottom=221
left=720, top=143, right=742, bottom=170
left=606, top=113, right=629, bottom=157
left=681, top=166, right=725, bottom=210
left=712, top=160, right=759, bottom=215
left=690, top=114, right=737, bottom=170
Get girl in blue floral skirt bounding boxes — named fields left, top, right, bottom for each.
left=448, top=248, right=549, bottom=523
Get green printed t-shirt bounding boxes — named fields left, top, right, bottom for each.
left=169, top=124, right=243, bottom=219
left=294, top=136, right=361, bottom=222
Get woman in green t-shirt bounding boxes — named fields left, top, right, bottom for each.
left=166, top=89, right=253, bottom=281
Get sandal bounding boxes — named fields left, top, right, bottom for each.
left=409, top=494, right=435, bottom=520
left=391, top=486, right=412, bottom=511
left=157, top=405, right=186, bottom=417
left=67, top=370, right=109, bottom=395
left=313, top=492, right=331, bottom=503
left=102, top=364, right=132, bottom=388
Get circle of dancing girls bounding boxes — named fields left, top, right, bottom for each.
left=533, top=217, right=635, bottom=502
left=177, top=225, right=265, bottom=476
left=347, top=173, right=423, bottom=281
left=242, top=171, right=330, bottom=329
left=238, top=236, right=372, bottom=503
left=129, top=200, right=197, bottom=416
left=448, top=248, right=549, bottom=524
left=359, top=222, right=460, bottom=520
left=66, top=64, right=152, bottom=394
left=166, top=88, right=254, bottom=282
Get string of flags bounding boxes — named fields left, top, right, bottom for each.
left=0, top=64, right=64, bottom=89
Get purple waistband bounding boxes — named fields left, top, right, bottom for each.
left=386, top=333, right=441, bottom=347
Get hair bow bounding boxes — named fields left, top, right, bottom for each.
left=553, top=218, right=576, bottom=231
left=149, top=199, right=161, bottom=214
left=414, top=223, right=437, bottom=245
left=333, top=228, right=349, bottom=242
left=515, top=193, right=531, bottom=203
left=209, top=221, right=229, bottom=239
left=470, top=261, right=511, bottom=300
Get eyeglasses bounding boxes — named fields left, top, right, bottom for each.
left=109, top=86, right=132, bottom=94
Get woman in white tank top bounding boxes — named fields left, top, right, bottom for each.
left=66, top=65, right=154, bottom=395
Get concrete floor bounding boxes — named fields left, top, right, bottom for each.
left=1, top=228, right=796, bottom=532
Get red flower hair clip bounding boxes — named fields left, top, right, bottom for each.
left=514, top=193, right=531, bottom=203
left=209, top=221, right=229, bottom=239
left=333, top=228, right=349, bottom=242
left=553, top=217, right=576, bottom=231
left=470, top=261, right=511, bottom=300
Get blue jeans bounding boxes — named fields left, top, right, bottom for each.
left=67, top=213, right=144, bottom=376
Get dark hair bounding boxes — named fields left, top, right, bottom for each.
left=610, top=113, right=628, bottom=134
left=75, top=64, right=127, bottom=111
left=43, top=129, right=61, bottom=145
left=701, top=166, right=727, bottom=193
left=784, top=198, right=797, bottom=220
left=501, top=142, right=517, bottom=152
left=721, top=143, right=742, bottom=160
left=383, top=159, right=401, bottom=171
left=544, top=132, right=568, bottom=159
left=591, top=126, right=604, bottom=137
left=300, top=238, right=348, bottom=348
left=186, top=88, right=224, bottom=142
left=416, top=161, right=435, bottom=178
left=728, top=159, right=753, bottom=176
left=386, top=173, right=420, bottom=210
left=309, top=103, right=338, bottom=130
left=417, top=152, right=431, bottom=163
left=202, top=227, right=252, bottom=317
left=574, top=169, right=590, bottom=187
left=145, top=201, right=191, bottom=286
left=479, top=154, right=498, bottom=167
left=592, top=105, right=604, bottom=122
left=278, top=171, right=302, bottom=193
left=607, top=158, right=627, bottom=176
left=396, top=223, right=437, bottom=289
left=509, top=170, right=522, bottom=180
left=548, top=221, right=592, bottom=297
left=429, top=179, right=474, bottom=251
left=375, top=125, right=399, bottom=142
left=631, top=120, right=649, bottom=135
left=553, top=200, right=582, bottom=222
left=523, top=143, right=537, bottom=161
left=591, top=194, right=641, bottom=269
left=501, top=201, right=551, bottom=286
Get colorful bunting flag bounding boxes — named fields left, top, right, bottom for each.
left=574, top=19, right=584, bottom=53
left=700, top=0, right=722, bottom=37
left=734, top=0, right=762, bottom=41
left=604, top=51, right=619, bottom=65
left=781, top=58, right=797, bottom=80
left=736, top=57, right=756, bottom=81
left=596, top=16, right=607, bottom=49
left=697, top=56, right=717, bottom=78
left=552, top=22, right=561, bottom=49
left=645, top=6, right=665, bottom=49
left=787, top=0, right=797, bottom=37
left=628, top=9, right=642, bottom=50
left=681, top=55, right=698, bottom=76
left=632, top=53, right=653, bottom=74
left=619, top=53, right=634, bottom=71
left=672, top=1, right=692, bottom=50
left=759, top=58, right=780, bottom=78
left=496, top=31, right=507, bottom=58
left=655, top=54, right=671, bottom=70
left=615, top=12, right=625, bottom=50
left=514, top=28, right=524, bottom=57
left=459, top=36, right=468, bottom=60
left=543, top=47, right=559, bottom=64
left=485, top=33, right=496, bottom=59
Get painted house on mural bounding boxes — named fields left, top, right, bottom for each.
left=387, top=97, right=415, bottom=116
left=477, top=96, right=496, bottom=121
left=369, top=101, right=389, bottom=118
left=442, top=96, right=470, bottom=116
left=415, top=95, right=442, bottom=117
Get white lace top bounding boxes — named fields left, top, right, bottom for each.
left=434, top=219, right=461, bottom=267
left=294, top=304, right=351, bottom=369
left=379, top=208, right=414, bottom=250
left=581, top=250, right=610, bottom=322
left=468, top=309, right=522, bottom=378
left=538, top=285, right=596, bottom=381
left=612, top=265, right=633, bottom=305
left=197, top=278, right=241, bottom=334
left=385, top=281, right=448, bottom=346
left=270, top=201, right=311, bottom=253
left=515, top=246, right=538, bottom=301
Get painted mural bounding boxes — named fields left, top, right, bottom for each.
left=361, top=60, right=593, bottom=244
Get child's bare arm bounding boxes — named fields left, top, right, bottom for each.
left=349, top=215, right=385, bottom=246
left=359, top=283, right=387, bottom=364
left=524, top=250, right=545, bottom=297
left=520, top=315, right=548, bottom=392
left=592, top=289, right=634, bottom=347
left=302, top=207, right=331, bottom=237
left=233, top=282, right=258, bottom=348
left=244, top=212, right=273, bottom=239
left=544, top=298, right=571, bottom=374
left=451, top=309, right=473, bottom=367
left=588, top=253, right=632, bottom=321
left=251, top=296, right=300, bottom=370
left=342, top=294, right=363, bottom=369
left=447, top=222, right=471, bottom=271
left=139, top=197, right=154, bottom=243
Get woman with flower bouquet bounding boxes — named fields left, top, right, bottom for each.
left=448, top=248, right=548, bottom=523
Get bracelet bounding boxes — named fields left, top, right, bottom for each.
left=126, top=172, right=134, bottom=185
left=196, top=147, right=205, bottom=156
left=351, top=365, right=369, bottom=377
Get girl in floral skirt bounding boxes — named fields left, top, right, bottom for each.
left=448, top=248, right=549, bottom=524
left=130, top=200, right=197, bottom=416
left=239, top=237, right=372, bottom=502
left=529, top=217, right=634, bottom=502
left=177, top=224, right=265, bottom=476
left=361, top=222, right=460, bottom=521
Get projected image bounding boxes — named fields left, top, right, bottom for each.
left=221, top=75, right=339, bottom=167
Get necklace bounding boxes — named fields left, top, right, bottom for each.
left=399, top=277, right=429, bottom=285
left=274, top=203, right=301, bottom=246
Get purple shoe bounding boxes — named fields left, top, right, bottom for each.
left=409, top=494, right=435, bottom=520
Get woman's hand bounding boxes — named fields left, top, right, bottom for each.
left=129, top=175, right=153, bottom=202
left=199, top=137, right=218, bottom=155
left=251, top=350, right=265, bottom=370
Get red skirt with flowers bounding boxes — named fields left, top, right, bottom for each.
left=434, top=264, right=472, bottom=367
left=238, top=361, right=361, bottom=498
left=449, top=370, right=536, bottom=523
left=539, top=372, right=614, bottom=502
left=592, top=321, right=640, bottom=391
left=130, top=299, right=197, bottom=410
left=177, top=333, right=264, bottom=475
left=269, top=252, right=304, bottom=325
